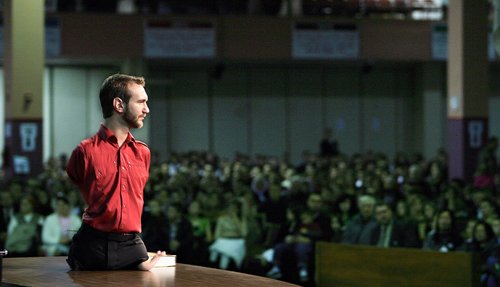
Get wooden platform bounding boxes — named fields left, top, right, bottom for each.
left=2, top=257, right=299, bottom=287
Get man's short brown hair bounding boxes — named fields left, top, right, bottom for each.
left=99, top=74, right=145, bottom=118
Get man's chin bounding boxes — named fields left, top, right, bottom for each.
left=128, top=121, right=143, bottom=129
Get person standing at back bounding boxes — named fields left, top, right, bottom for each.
left=319, top=127, right=339, bottom=158
left=65, top=74, right=165, bottom=271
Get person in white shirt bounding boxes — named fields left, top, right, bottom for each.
left=42, top=197, right=82, bottom=256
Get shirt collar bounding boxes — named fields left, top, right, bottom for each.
left=98, top=124, right=136, bottom=145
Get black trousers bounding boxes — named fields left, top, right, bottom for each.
left=66, top=224, right=148, bottom=270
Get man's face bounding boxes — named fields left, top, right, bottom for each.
left=0, top=192, right=13, bottom=207
left=149, top=200, right=161, bottom=214
left=474, top=224, right=488, bottom=243
left=375, top=205, right=392, bottom=225
left=339, top=199, right=351, bottom=212
left=479, top=201, right=494, bottom=216
left=20, top=198, right=33, bottom=214
left=491, top=219, right=500, bottom=237
left=167, top=207, right=179, bottom=221
left=123, top=83, right=149, bottom=129
left=437, top=211, right=452, bottom=232
left=269, top=185, right=281, bottom=201
left=307, top=195, right=322, bottom=212
left=359, top=202, right=374, bottom=219
left=56, top=200, right=70, bottom=217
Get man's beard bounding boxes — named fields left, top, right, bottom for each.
left=123, top=108, right=143, bottom=129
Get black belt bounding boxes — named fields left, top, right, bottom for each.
left=81, top=223, right=137, bottom=242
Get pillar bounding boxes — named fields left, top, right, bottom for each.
left=447, top=0, right=489, bottom=181
left=3, top=0, right=45, bottom=177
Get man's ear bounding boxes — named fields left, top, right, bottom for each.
left=113, top=97, right=126, bottom=113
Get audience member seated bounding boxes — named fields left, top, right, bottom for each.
left=33, top=187, right=53, bottom=217
left=266, top=193, right=332, bottom=284
left=492, top=218, right=500, bottom=244
left=5, top=195, right=44, bottom=257
left=368, top=202, right=419, bottom=248
left=459, top=220, right=500, bottom=286
left=209, top=197, right=248, bottom=270
left=477, top=199, right=498, bottom=226
left=461, top=218, right=478, bottom=247
left=422, top=209, right=463, bottom=252
left=251, top=174, right=270, bottom=204
left=259, top=183, right=288, bottom=248
left=329, top=214, right=344, bottom=243
left=460, top=220, right=498, bottom=259
left=341, top=194, right=377, bottom=245
left=406, top=194, right=430, bottom=244
left=0, top=191, right=15, bottom=249
left=425, top=160, right=447, bottom=196
left=474, top=137, right=498, bottom=191
left=41, top=197, right=82, bottom=256
left=7, top=182, right=24, bottom=212
left=164, top=204, right=195, bottom=263
left=141, top=199, right=170, bottom=252
left=330, top=193, right=356, bottom=232
left=187, top=200, right=213, bottom=267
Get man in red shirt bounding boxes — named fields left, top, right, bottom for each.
left=66, top=74, right=165, bottom=270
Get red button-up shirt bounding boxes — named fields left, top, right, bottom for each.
left=66, top=124, right=150, bottom=233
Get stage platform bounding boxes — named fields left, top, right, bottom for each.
left=2, top=257, right=299, bottom=287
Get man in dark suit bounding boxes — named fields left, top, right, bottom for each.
left=370, top=202, right=419, bottom=248
left=342, top=195, right=377, bottom=245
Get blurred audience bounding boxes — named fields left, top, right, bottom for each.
left=0, top=144, right=497, bottom=286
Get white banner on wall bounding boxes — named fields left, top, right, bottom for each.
left=144, top=20, right=216, bottom=58
left=45, top=18, right=61, bottom=57
left=13, top=155, right=30, bottom=174
left=292, top=22, right=359, bottom=60
left=432, top=23, right=496, bottom=61
left=431, top=24, right=447, bottom=61
left=20, top=123, right=38, bottom=152
left=467, top=120, right=484, bottom=149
